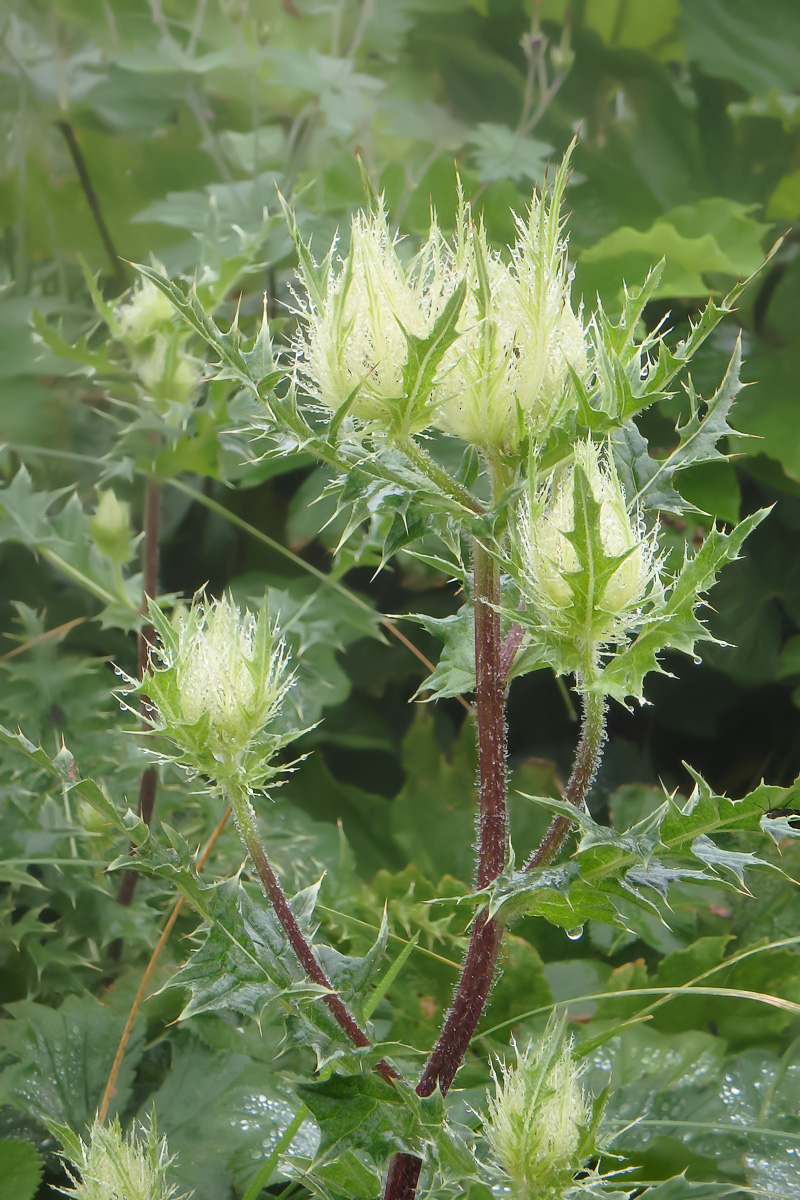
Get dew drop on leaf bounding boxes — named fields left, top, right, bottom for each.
left=566, top=925, right=584, bottom=941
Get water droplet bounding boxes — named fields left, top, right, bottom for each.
left=566, top=925, right=584, bottom=941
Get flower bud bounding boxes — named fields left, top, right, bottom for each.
left=483, top=1020, right=595, bottom=1200
left=55, top=1114, right=183, bottom=1200
left=137, top=335, right=201, bottom=410
left=518, top=439, right=659, bottom=664
left=117, top=277, right=175, bottom=345
left=291, top=199, right=459, bottom=434
left=135, top=593, right=295, bottom=788
left=432, top=148, right=588, bottom=455
left=90, top=489, right=135, bottom=565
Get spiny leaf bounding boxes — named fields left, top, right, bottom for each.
left=596, top=507, right=769, bottom=703
left=479, top=768, right=800, bottom=932
left=619, top=337, right=745, bottom=512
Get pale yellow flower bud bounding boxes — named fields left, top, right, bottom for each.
left=136, top=593, right=296, bottom=788
left=89, top=489, right=135, bottom=565
left=433, top=149, right=588, bottom=454
left=117, top=277, right=175, bottom=345
left=291, top=199, right=457, bottom=432
left=519, top=439, right=658, bottom=658
left=137, top=337, right=200, bottom=408
left=56, top=1115, right=183, bottom=1200
left=484, top=1026, right=592, bottom=1200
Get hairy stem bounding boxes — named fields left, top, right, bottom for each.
left=226, top=782, right=399, bottom=1087
left=384, top=541, right=508, bottom=1200
left=397, top=436, right=483, bottom=516
left=114, top=476, right=161, bottom=917
left=525, top=688, right=607, bottom=871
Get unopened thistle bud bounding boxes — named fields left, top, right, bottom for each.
left=291, top=198, right=461, bottom=435
left=137, top=336, right=201, bottom=410
left=117, top=276, right=175, bottom=345
left=518, top=439, right=659, bottom=672
left=90, top=489, right=135, bottom=566
left=133, top=593, right=295, bottom=789
left=433, top=146, right=588, bottom=455
left=483, top=1020, right=599, bottom=1200
left=55, top=1114, right=183, bottom=1200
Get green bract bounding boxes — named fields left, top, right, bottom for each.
left=130, top=593, right=296, bottom=789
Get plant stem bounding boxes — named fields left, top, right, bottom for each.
left=384, top=540, right=508, bottom=1200
left=397, top=436, right=483, bottom=516
left=225, top=782, right=399, bottom=1086
left=525, top=688, right=607, bottom=871
left=55, top=119, right=128, bottom=291
left=114, top=475, right=161, bottom=919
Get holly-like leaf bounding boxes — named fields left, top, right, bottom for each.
left=597, top=508, right=769, bottom=703
left=169, top=877, right=389, bottom=1069
left=480, top=769, right=800, bottom=932
left=615, top=337, right=744, bottom=512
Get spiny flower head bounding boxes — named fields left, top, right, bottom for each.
left=55, top=1114, right=184, bottom=1200
left=483, top=1019, right=600, bottom=1200
left=517, top=439, right=660, bottom=672
left=131, top=592, right=296, bottom=789
left=290, top=196, right=463, bottom=436
left=433, top=145, right=588, bottom=455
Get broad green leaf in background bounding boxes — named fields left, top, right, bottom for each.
left=0, top=1139, right=43, bottom=1200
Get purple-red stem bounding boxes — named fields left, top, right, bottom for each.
left=384, top=543, right=508, bottom=1200
left=525, top=689, right=606, bottom=871
left=231, top=788, right=399, bottom=1087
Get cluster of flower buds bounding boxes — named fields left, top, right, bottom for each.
left=516, top=438, right=660, bottom=678
left=483, top=1018, right=602, bottom=1200
left=290, top=144, right=587, bottom=455
left=130, top=593, right=295, bottom=790
left=54, top=1115, right=183, bottom=1200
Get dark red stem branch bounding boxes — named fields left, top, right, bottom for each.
left=384, top=542, right=508, bottom=1199
left=234, top=792, right=398, bottom=1087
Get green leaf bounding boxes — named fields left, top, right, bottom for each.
left=481, top=767, right=800, bottom=932
left=0, top=1140, right=43, bottom=1200
left=576, top=198, right=770, bottom=303
left=0, top=995, right=144, bottom=1128
left=613, top=336, right=744, bottom=512
left=468, top=124, right=553, bottom=184
left=681, top=0, right=800, bottom=96
left=390, top=709, right=477, bottom=882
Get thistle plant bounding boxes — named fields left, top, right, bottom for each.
left=129, top=591, right=398, bottom=1083
left=20, top=137, right=781, bottom=1200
